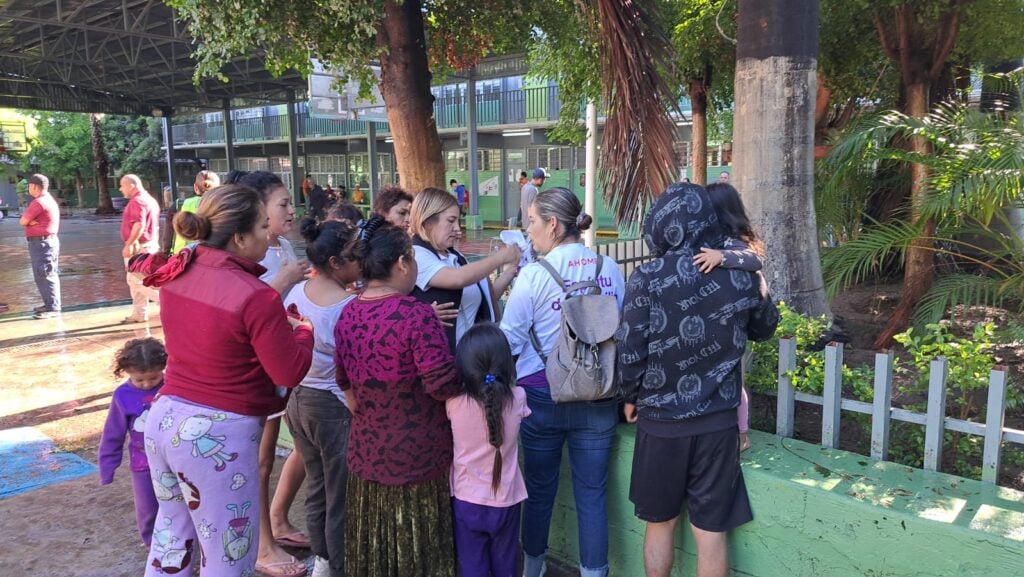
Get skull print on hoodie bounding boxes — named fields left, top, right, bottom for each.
left=616, top=183, right=779, bottom=434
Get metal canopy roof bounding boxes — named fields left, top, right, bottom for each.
left=0, top=0, right=305, bottom=116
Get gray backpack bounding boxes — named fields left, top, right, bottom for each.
left=529, top=257, right=619, bottom=403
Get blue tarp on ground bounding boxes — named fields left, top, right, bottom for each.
left=0, top=426, right=97, bottom=499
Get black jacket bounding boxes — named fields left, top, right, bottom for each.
left=616, top=183, right=779, bottom=434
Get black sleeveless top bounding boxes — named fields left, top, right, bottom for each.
left=410, top=235, right=494, bottom=355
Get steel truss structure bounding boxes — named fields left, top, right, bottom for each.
left=0, top=0, right=305, bottom=115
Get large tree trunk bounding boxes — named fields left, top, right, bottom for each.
left=688, top=78, right=709, bottom=186
left=91, top=113, right=114, bottom=214
left=376, top=0, right=445, bottom=193
left=74, top=170, right=85, bottom=208
left=873, top=81, right=934, bottom=348
left=871, top=4, right=964, bottom=347
left=733, top=0, right=831, bottom=318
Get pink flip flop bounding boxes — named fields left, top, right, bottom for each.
left=255, top=555, right=307, bottom=577
left=274, top=531, right=311, bottom=549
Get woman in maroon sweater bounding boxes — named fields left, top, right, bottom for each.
left=334, top=216, right=460, bottom=577
left=142, top=184, right=313, bottom=577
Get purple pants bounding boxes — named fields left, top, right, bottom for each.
left=132, top=469, right=159, bottom=547
left=452, top=498, right=521, bottom=577
left=144, top=395, right=263, bottom=577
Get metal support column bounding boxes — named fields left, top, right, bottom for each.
left=286, top=90, right=302, bottom=206
left=367, top=122, right=379, bottom=203
left=222, top=98, right=236, bottom=171
left=161, top=117, right=178, bottom=203
left=467, top=73, right=480, bottom=226
left=584, top=100, right=598, bottom=247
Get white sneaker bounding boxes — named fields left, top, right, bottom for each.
left=311, top=556, right=331, bottom=577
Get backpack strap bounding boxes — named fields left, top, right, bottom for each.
left=528, top=258, right=563, bottom=365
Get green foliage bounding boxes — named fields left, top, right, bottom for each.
left=18, top=111, right=164, bottom=197
left=820, top=94, right=1024, bottom=324
left=748, top=302, right=873, bottom=399
left=21, top=111, right=94, bottom=186
left=893, top=322, right=998, bottom=398
left=168, top=0, right=537, bottom=97
left=525, top=3, right=600, bottom=145
left=671, top=0, right=735, bottom=103
left=101, top=116, right=164, bottom=186
left=891, top=321, right=1022, bottom=478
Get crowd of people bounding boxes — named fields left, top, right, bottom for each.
left=72, top=167, right=779, bottom=577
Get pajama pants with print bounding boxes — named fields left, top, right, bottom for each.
left=144, top=395, right=263, bottom=577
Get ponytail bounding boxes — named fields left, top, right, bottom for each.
left=481, top=372, right=509, bottom=493
left=454, top=323, right=516, bottom=495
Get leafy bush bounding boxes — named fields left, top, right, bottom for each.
left=748, top=302, right=873, bottom=400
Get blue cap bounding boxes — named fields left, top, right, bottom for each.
left=532, top=168, right=548, bottom=179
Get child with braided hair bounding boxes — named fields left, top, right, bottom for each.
left=448, top=323, right=530, bottom=577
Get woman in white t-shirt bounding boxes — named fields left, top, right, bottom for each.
left=283, top=217, right=361, bottom=577
left=499, top=187, right=625, bottom=577
left=409, top=187, right=520, bottom=354
left=233, top=170, right=312, bottom=577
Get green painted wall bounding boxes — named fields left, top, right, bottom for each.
left=548, top=429, right=1024, bottom=576
left=445, top=170, right=503, bottom=224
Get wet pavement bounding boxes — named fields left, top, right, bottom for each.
left=0, top=214, right=499, bottom=318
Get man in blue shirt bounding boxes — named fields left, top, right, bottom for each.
left=450, top=179, right=468, bottom=216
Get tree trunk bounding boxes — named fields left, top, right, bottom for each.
left=91, top=113, right=114, bottom=214
left=814, top=70, right=832, bottom=142
left=733, top=0, right=831, bottom=318
left=74, top=170, right=85, bottom=208
left=873, top=81, right=934, bottom=348
left=688, top=78, right=708, bottom=185
left=376, top=0, right=445, bottom=193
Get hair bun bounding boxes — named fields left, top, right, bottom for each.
left=299, top=216, right=322, bottom=243
left=576, top=212, right=593, bottom=231
left=174, top=211, right=211, bottom=241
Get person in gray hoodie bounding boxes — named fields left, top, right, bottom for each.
left=616, top=182, right=779, bottom=577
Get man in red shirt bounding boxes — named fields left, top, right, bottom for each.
left=119, top=174, right=161, bottom=323
left=19, top=174, right=62, bottom=319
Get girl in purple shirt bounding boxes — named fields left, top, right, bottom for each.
left=98, top=338, right=167, bottom=547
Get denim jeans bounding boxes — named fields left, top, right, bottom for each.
left=28, top=236, right=60, bottom=310
left=286, top=386, right=352, bottom=577
left=520, top=386, right=617, bottom=575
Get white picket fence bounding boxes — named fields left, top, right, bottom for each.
left=774, top=339, right=1021, bottom=484
left=592, top=239, right=1021, bottom=484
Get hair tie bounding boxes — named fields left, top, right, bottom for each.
left=575, top=212, right=587, bottom=227
left=484, top=373, right=496, bottom=385
left=357, top=216, right=383, bottom=243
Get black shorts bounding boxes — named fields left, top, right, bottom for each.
left=629, top=426, right=753, bottom=532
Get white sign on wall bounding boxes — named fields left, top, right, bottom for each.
left=480, top=176, right=499, bottom=197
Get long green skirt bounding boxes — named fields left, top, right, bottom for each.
left=346, top=474, right=456, bottom=577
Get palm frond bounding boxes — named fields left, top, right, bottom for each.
left=913, top=274, right=1009, bottom=326
left=595, top=0, right=679, bottom=223
left=821, top=220, right=921, bottom=298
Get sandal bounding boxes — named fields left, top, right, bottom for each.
left=274, top=531, right=311, bottom=549
left=255, top=555, right=307, bottom=577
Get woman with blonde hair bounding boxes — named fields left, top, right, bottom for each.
left=409, top=187, right=520, bottom=354
left=171, top=170, right=221, bottom=254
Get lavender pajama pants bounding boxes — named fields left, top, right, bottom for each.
left=144, top=395, right=263, bottom=577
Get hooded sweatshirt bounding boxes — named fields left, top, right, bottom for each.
left=616, top=183, right=779, bottom=436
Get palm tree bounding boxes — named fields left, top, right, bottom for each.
left=821, top=96, right=1024, bottom=337
left=91, top=113, right=114, bottom=215
left=732, top=0, right=831, bottom=318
